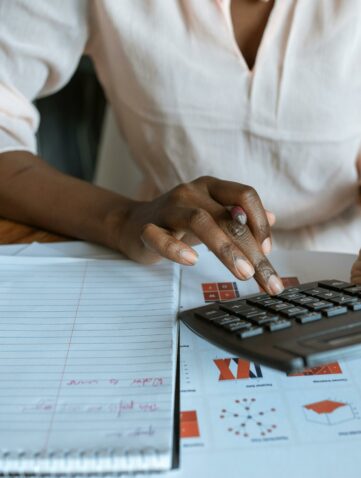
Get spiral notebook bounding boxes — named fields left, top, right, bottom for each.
left=0, top=256, right=179, bottom=474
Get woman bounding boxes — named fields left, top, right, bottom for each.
left=0, top=0, right=361, bottom=293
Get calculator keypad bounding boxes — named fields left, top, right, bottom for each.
left=194, top=281, right=361, bottom=340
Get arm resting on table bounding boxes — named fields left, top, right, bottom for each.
left=0, top=151, right=134, bottom=250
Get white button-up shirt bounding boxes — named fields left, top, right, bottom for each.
left=1, top=0, right=361, bottom=253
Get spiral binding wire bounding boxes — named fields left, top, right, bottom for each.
left=0, top=447, right=167, bottom=475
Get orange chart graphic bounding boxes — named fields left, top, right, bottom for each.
left=214, top=358, right=263, bottom=381
left=202, top=282, right=240, bottom=302
left=303, top=399, right=356, bottom=425
left=289, top=362, right=342, bottom=377
left=180, top=410, right=200, bottom=438
left=281, top=277, right=301, bottom=288
left=305, top=400, right=345, bottom=414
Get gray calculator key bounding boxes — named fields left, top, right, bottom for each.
left=213, top=316, right=240, bottom=326
left=304, top=288, right=327, bottom=297
left=238, top=327, right=264, bottom=339
left=195, top=309, right=230, bottom=321
left=323, top=306, right=348, bottom=318
left=269, top=302, right=292, bottom=311
left=266, top=320, right=292, bottom=332
left=316, top=291, right=342, bottom=300
left=222, top=321, right=251, bottom=332
left=195, top=309, right=231, bottom=321
left=280, top=306, right=309, bottom=317
left=348, top=302, right=361, bottom=311
left=318, top=280, right=352, bottom=290
left=309, top=300, right=333, bottom=310
left=296, top=312, right=322, bottom=324
left=293, top=296, right=315, bottom=305
left=345, top=286, right=361, bottom=295
left=220, top=301, right=247, bottom=313
left=249, top=314, right=279, bottom=325
left=331, top=295, right=357, bottom=305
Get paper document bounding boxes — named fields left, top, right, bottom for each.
left=176, top=246, right=361, bottom=478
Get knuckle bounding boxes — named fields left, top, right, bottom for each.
left=218, top=242, right=234, bottom=259
left=140, top=223, right=154, bottom=238
left=189, top=208, right=211, bottom=229
left=162, top=237, right=176, bottom=257
left=254, top=257, right=274, bottom=281
left=258, top=223, right=270, bottom=238
left=193, top=175, right=214, bottom=185
left=225, top=221, right=249, bottom=241
left=169, top=183, right=194, bottom=203
left=241, top=185, right=259, bottom=204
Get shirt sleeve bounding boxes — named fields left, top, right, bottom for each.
left=0, top=0, right=89, bottom=154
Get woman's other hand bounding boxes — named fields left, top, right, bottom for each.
left=351, top=251, right=361, bottom=284
left=112, top=176, right=284, bottom=295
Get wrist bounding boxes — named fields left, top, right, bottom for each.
left=102, top=196, right=145, bottom=254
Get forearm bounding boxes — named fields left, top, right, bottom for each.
left=0, top=151, right=135, bottom=250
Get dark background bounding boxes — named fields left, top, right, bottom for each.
left=35, top=57, right=106, bottom=182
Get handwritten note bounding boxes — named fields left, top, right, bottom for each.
left=0, top=257, right=179, bottom=473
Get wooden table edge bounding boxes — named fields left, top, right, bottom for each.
left=0, top=218, right=71, bottom=244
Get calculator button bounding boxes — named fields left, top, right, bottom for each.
left=220, top=302, right=248, bottom=313
left=195, top=309, right=230, bottom=321
left=348, top=302, right=361, bottom=311
left=266, top=320, right=292, bottom=332
left=292, top=296, right=315, bottom=305
left=262, top=299, right=282, bottom=307
left=249, top=314, right=280, bottom=325
left=295, top=312, right=322, bottom=324
left=235, top=308, right=266, bottom=320
left=279, top=288, right=301, bottom=296
left=222, top=321, right=251, bottom=332
left=331, top=295, right=357, bottom=305
left=213, top=316, right=240, bottom=326
left=246, top=295, right=270, bottom=305
left=345, top=286, right=361, bottom=295
left=318, top=280, right=353, bottom=290
left=323, top=306, right=348, bottom=318
left=269, top=302, right=292, bottom=312
left=280, top=306, right=309, bottom=318
left=279, top=293, right=305, bottom=302
left=303, top=288, right=328, bottom=297
left=238, top=327, right=264, bottom=339
left=316, top=291, right=342, bottom=300
left=308, top=300, right=333, bottom=310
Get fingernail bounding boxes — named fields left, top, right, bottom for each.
left=180, top=249, right=198, bottom=265
left=235, top=257, right=255, bottom=279
left=267, top=275, right=284, bottom=295
left=262, top=237, right=272, bottom=255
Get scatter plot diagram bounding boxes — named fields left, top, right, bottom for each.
left=219, top=398, right=278, bottom=439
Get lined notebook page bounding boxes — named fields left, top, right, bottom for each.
left=0, top=257, right=179, bottom=473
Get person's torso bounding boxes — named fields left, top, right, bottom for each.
left=87, top=0, right=361, bottom=229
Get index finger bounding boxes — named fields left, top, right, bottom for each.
left=220, top=217, right=284, bottom=295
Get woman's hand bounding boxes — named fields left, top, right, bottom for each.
left=113, top=176, right=284, bottom=295
left=351, top=251, right=361, bottom=284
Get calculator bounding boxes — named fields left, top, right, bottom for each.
left=178, top=280, right=361, bottom=373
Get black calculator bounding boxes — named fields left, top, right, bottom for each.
left=179, top=280, right=361, bottom=373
